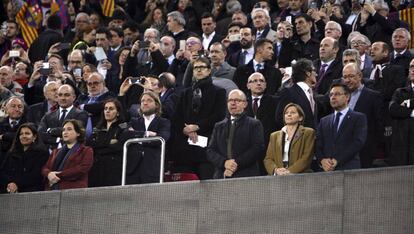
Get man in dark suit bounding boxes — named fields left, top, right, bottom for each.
left=207, top=89, right=264, bottom=179
left=38, top=85, right=89, bottom=150
left=0, top=97, right=27, bottom=164
left=342, top=63, right=383, bottom=168
left=349, top=33, right=373, bottom=79
left=233, top=38, right=282, bottom=95
left=316, top=83, right=367, bottom=171
left=314, top=37, right=343, bottom=94
left=388, top=58, right=414, bottom=166
left=200, top=12, right=223, bottom=50
left=246, top=73, right=278, bottom=174
left=276, top=58, right=318, bottom=130
left=227, top=26, right=255, bottom=67
left=125, top=91, right=171, bottom=184
left=390, top=28, right=413, bottom=76
left=251, top=8, right=277, bottom=42
left=27, top=81, right=60, bottom=126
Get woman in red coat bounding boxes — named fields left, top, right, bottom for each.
left=42, top=119, right=93, bottom=190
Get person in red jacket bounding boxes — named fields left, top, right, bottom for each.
left=42, top=119, right=93, bottom=190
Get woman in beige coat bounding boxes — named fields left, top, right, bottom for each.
left=264, top=103, right=315, bottom=175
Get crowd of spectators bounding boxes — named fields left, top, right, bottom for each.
left=0, top=0, right=413, bottom=193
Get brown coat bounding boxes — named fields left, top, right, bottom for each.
left=264, top=125, right=315, bottom=175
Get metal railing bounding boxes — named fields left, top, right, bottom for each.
left=121, top=137, right=166, bottom=185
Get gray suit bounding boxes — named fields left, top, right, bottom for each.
left=211, top=62, right=236, bottom=80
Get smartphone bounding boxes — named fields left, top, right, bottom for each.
left=129, top=76, right=146, bottom=84
left=59, top=43, right=71, bottom=50
left=73, top=68, right=82, bottom=77
left=229, top=34, right=241, bottom=42
left=179, top=40, right=186, bottom=50
left=139, top=41, right=150, bottom=49
left=9, top=50, right=20, bottom=58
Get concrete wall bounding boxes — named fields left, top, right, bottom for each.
left=1, top=166, right=413, bottom=234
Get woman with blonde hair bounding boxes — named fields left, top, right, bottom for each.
left=264, top=103, right=315, bottom=175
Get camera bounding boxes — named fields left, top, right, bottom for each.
left=139, top=41, right=150, bottom=49
left=39, top=62, right=52, bottom=76
left=130, top=76, right=146, bottom=85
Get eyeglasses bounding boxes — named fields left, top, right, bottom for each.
left=87, top=81, right=102, bottom=86
left=342, top=74, right=358, bottom=80
left=409, top=65, right=414, bottom=69
left=186, top=41, right=200, bottom=46
left=228, top=98, right=246, bottom=103
left=58, top=93, right=72, bottom=97
left=193, top=66, right=209, bottom=71
left=248, top=79, right=266, bottom=83
left=69, top=60, right=83, bottom=64
left=329, top=92, right=346, bottom=97
left=350, top=40, right=366, bottom=46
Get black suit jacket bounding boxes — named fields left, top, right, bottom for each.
left=314, top=59, right=343, bottom=94
left=0, top=117, right=27, bottom=156
left=204, top=33, right=223, bottom=50
left=27, top=101, right=50, bottom=126
left=390, top=50, right=413, bottom=77
left=276, top=83, right=318, bottom=130
left=316, top=109, right=367, bottom=170
left=123, top=116, right=171, bottom=184
left=75, top=91, right=114, bottom=127
left=206, top=114, right=264, bottom=179
left=353, top=87, right=384, bottom=168
left=232, top=60, right=282, bottom=95
left=38, top=107, right=89, bottom=148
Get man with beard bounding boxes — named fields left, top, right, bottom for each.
left=233, top=38, right=282, bottom=95
left=172, top=57, right=226, bottom=180
left=227, top=26, right=255, bottom=67
left=207, top=89, right=264, bottom=179
left=124, top=91, right=171, bottom=184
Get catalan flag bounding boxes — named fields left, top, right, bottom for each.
left=101, top=0, right=115, bottom=17
left=13, top=0, right=41, bottom=47
left=399, top=7, right=414, bottom=48
left=51, top=0, right=69, bottom=29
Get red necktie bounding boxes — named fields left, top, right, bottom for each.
left=253, top=98, right=259, bottom=117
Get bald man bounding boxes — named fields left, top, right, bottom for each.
left=207, top=89, right=264, bottom=179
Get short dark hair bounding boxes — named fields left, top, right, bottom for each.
left=109, top=27, right=124, bottom=37
left=122, top=20, right=139, bottom=32
left=295, top=13, right=314, bottom=23
left=193, top=57, right=211, bottom=68
left=254, top=38, right=273, bottom=54
left=228, top=22, right=243, bottom=30
left=201, top=12, right=215, bottom=22
left=158, top=72, right=175, bottom=89
left=96, top=27, right=112, bottom=40
left=62, top=119, right=86, bottom=143
left=291, top=58, right=314, bottom=83
left=330, top=82, right=351, bottom=96
left=47, top=15, right=62, bottom=30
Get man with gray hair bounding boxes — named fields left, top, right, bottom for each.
left=390, top=28, right=413, bottom=76
left=166, top=11, right=191, bottom=48
left=251, top=8, right=276, bottom=42
left=350, top=33, right=373, bottom=79
left=341, top=62, right=383, bottom=168
left=27, top=80, right=61, bottom=126
left=207, top=89, right=264, bottom=179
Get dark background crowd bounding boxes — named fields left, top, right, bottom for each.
left=0, top=0, right=413, bottom=193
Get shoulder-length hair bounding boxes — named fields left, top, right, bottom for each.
left=139, top=91, right=162, bottom=117
left=283, top=103, right=306, bottom=125
left=96, top=98, right=125, bottom=129
left=62, top=119, right=86, bottom=144
left=9, top=122, right=45, bottom=154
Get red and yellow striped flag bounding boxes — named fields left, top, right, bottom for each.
left=399, top=8, right=414, bottom=48
left=101, top=0, right=115, bottom=17
left=14, top=0, right=40, bottom=47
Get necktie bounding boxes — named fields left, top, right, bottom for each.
left=59, top=109, right=67, bottom=125
left=11, top=121, right=17, bottom=129
left=239, top=50, right=248, bottom=65
left=257, top=31, right=262, bottom=39
left=373, top=65, right=381, bottom=80
left=395, top=53, right=401, bottom=59
left=253, top=98, right=259, bottom=117
left=256, top=63, right=263, bottom=72
left=315, top=63, right=328, bottom=93
left=227, top=119, right=236, bottom=159
left=276, top=43, right=281, bottom=57
left=88, top=96, right=97, bottom=104
left=333, top=112, right=342, bottom=133
left=308, top=89, right=315, bottom=113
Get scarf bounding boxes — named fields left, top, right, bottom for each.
left=191, top=76, right=212, bottom=113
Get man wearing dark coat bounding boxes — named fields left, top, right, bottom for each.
left=207, top=89, right=264, bottom=179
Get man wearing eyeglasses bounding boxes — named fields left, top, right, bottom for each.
left=39, top=84, right=88, bottom=150
left=172, top=57, right=226, bottom=180
left=316, top=83, right=367, bottom=171
left=207, top=89, right=264, bottom=179
left=246, top=72, right=278, bottom=175
left=349, top=33, right=373, bottom=79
